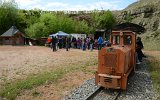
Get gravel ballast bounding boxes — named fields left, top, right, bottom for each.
left=64, top=60, right=158, bottom=100
left=63, top=78, right=100, bottom=100
left=117, top=61, right=158, bottom=100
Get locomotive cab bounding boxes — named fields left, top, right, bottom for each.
left=95, top=30, right=136, bottom=90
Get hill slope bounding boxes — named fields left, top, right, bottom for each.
left=113, top=0, right=160, bottom=50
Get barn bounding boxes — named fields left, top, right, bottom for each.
left=0, top=26, right=25, bottom=45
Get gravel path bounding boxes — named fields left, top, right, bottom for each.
left=117, top=61, right=158, bottom=100
left=64, top=60, right=158, bottom=100
left=63, top=78, right=100, bottom=100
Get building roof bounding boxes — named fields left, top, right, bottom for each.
left=1, top=26, right=22, bottom=37
left=112, top=22, right=145, bottom=34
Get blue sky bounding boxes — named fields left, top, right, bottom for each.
left=15, top=0, right=138, bottom=11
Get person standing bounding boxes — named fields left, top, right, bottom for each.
left=68, top=37, right=71, bottom=49
left=86, top=37, right=90, bottom=50
left=73, top=38, right=77, bottom=48
left=97, top=36, right=103, bottom=50
left=51, top=36, right=56, bottom=52
left=82, top=38, right=86, bottom=51
left=77, top=38, right=80, bottom=49
left=55, top=36, right=58, bottom=51
left=63, top=37, right=66, bottom=48
left=58, top=37, right=63, bottom=49
left=89, top=37, right=94, bottom=51
left=66, top=37, right=70, bottom=51
left=136, top=37, right=144, bottom=62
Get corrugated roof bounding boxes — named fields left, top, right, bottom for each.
left=1, top=26, right=20, bottom=37
left=112, top=22, right=145, bottom=33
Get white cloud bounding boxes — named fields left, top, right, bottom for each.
left=46, top=2, right=68, bottom=8
left=43, top=1, right=122, bottom=11
left=30, top=4, right=46, bottom=10
left=15, top=0, right=41, bottom=9
left=15, top=0, right=123, bottom=11
left=16, top=0, right=37, bottom=6
left=91, top=1, right=122, bottom=10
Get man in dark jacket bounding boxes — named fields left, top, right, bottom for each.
left=136, top=37, right=145, bottom=62
left=89, top=37, right=94, bottom=51
left=52, top=36, right=57, bottom=52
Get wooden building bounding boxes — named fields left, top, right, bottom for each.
left=0, top=26, right=25, bottom=45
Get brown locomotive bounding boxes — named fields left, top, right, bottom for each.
left=95, top=23, right=145, bottom=90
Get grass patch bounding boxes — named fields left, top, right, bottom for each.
left=146, top=54, right=160, bottom=99
left=0, top=59, right=97, bottom=100
left=143, top=39, right=160, bottom=50
left=142, top=30, right=160, bottom=51
left=32, top=90, right=40, bottom=97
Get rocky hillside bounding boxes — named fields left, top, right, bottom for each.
left=113, top=0, right=160, bottom=50
left=72, top=0, right=160, bottom=50
left=113, top=0, right=160, bottom=31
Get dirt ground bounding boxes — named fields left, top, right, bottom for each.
left=16, top=70, right=95, bottom=100
left=144, top=51, right=160, bottom=59
left=0, top=46, right=98, bottom=99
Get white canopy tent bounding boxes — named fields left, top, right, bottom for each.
left=49, top=31, right=69, bottom=37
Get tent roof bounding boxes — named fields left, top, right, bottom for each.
left=49, top=31, right=69, bottom=37
left=1, top=26, right=22, bottom=37
left=112, top=22, right=145, bottom=33
left=57, top=31, right=69, bottom=36
left=49, top=33, right=57, bottom=37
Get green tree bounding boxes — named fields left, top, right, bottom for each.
left=91, top=10, right=100, bottom=29
left=26, top=22, right=48, bottom=38
left=26, top=13, right=58, bottom=38
left=57, top=14, right=75, bottom=33
left=39, top=13, right=57, bottom=33
left=16, top=10, right=27, bottom=32
left=91, top=10, right=116, bottom=30
left=26, top=12, right=93, bottom=38
left=0, top=0, right=18, bottom=35
left=74, top=20, right=90, bottom=34
left=99, top=10, right=116, bottom=30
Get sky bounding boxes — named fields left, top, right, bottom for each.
left=15, top=0, right=138, bottom=11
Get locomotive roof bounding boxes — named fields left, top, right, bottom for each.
left=112, top=22, right=145, bottom=34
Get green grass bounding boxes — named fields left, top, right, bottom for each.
left=142, top=30, right=160, bottom=51
left=0, top=59, right=97, bottom=100
left=146, top=55, right=160, bottom=99
left=143, top=38, right=160, bottom=51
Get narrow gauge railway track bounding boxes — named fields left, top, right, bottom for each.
left=64, top=78, right=122, bottom=100
left=64, top=61, right=158, bottom=100
left=86, top=88, right=121, bottom=100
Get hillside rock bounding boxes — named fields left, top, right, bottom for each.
left=113, top=0, right=160, bottom=32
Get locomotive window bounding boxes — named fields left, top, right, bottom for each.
left=112, top=35, right=120, bottom=45
left=124, top=35, right=132, bottom=45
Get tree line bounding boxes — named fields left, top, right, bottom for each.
left=0, top=0, right=116, bottom=38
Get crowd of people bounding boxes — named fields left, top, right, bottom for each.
left=48, top=36, right=108, bottom=52
left=48, top=35, right=146, bottom=64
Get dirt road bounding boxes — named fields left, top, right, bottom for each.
left=0, top=46, right=97, bottom=89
